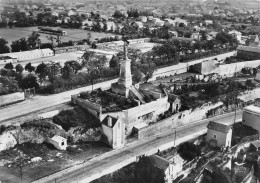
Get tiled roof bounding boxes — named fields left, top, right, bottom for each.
left=207, top=121, right=231, bottom=133
left=150, top=155, right=169, bottom=170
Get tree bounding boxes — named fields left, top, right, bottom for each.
left=18, top=74, right=39, bottom=90
left=0, top=68, right=8, bottom=76
left=35, top=62, right=47, bottom=82
left=109, top=55, right=120, bottom=68
left=132, top=69, right=143, bottom=83
left=62, top=64, right=75, bottom=79
left=4, top=62, right=14, bottom=70
left=25, top=62, right=35, bottom=73
left=177, top=141, right=201, bottom=161
left=45, top=62, right=61, bottom=82
left=134, top=155, right=165, bottom=183
left=0, top=38, right=10, bottom=54
left=15, top=64, right=24, bottom=73
left=28, top=31, right=41, bottom=49
left=81, top=51, right=95, bottom=68
left=65, top=60, right=82, bottom=74
left=11, top=38, right=29, bottom=52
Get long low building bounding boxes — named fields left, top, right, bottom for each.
left=0, top=48, right=54, bottom=62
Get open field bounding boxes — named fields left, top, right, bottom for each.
left=0, top=27, right=118, bottom=46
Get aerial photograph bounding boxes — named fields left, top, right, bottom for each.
left=2, top=0, right=260, bottom=182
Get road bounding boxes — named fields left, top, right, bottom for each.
left=0, top=78, right=118, bottom=123
left=33, top=110, right=242, bottom=183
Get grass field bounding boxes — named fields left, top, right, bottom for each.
left=0, top=26, right=118, bottom=46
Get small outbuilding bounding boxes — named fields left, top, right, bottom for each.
left=206, top=121, right=232, bottom=148
left=48, top=135, right=67, bottom=150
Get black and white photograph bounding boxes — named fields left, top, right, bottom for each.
left=1, top=0, right=260, bottom=182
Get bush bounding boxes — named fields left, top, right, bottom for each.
left=177, top=141, right=201, bottom=161
left=53, top=107, right=100, bottom=131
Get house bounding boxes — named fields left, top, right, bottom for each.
left=134, top=21, right=144, bottom=29
left=164, top=18, right=175, bottom=25
left=246, top=35, right=260, bottom=47
left=242, top=105, right=260, bottom=133
left=101, top=115, right=125, bottom=149
left=206, top=121, right=232, bottom=148
left=172, top=17, right=188, bottom=27
left=51, top=11, right=59, bottom=17
left=139, top=16, right=147, bottom=23
left=190, top=32, right=201, bottom=40
left=48, top=135, right=67, bottom=150
left=106, top=21, right=116, bottom=31
left=150, top=154, right=182, bottom=183
left=167, top=154, right=184, bottom=180
left=207, top=31, right=218, bottom=40
left=204, top=19, right=213, bottom=26
left=168, top=94, right=181, bottom=113
left=147, top=16, right=154, bottom=21
left=68, top=10, right=75, bottom=16
left=169, top=31, right=178, bottom=37
left=228, top=30, right=242, bottom=43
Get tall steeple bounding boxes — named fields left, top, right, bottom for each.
left=118, top=41, right=132, bottom=88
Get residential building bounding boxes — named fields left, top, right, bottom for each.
left=204, top=19, right=213, bottom=26
left=206, top=121, right=232, bottom=148
left=68, top=10, right=75, bottom=16
left=207, top=31, right=218, bottom=40
left=242, top=105, right=260, bottom=133
left=228, top=30, right=242, bottom=43
left=101, top=115, right=125, bottom=149
left=169, top=31, right=178, bottom=38
left=150, top=154, right=183, bottom=183
left=172, top=17, right=188, bottom=27
left=106, top=21, right=116, bottom=31
left=246, top=35, right=260, bottom=47
left=139, top=16, right=148, bottom=23
left=48, top=135, right=67, bottom=150
left=190, top=32, right=201, bottom=40
left=134, top=21, right=144, bottom=29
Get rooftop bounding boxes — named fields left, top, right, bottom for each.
left=150, top=155, right=169, bottom=170
left=207, top=121, right=231, bottom=133
left=244, top=105, right=260, bottom=114
left=102, top=115, right=118, bottom=128
left=51, top=135, right=66, bottom=142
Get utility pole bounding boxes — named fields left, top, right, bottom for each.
left=174, top=127, right=177, bottom=147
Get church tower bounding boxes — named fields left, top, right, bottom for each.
left=118, top=43, right=132, bottom=88
left=111, top=41, right=133, bottom=97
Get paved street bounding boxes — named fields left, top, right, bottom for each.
left=0, top=78, right=118, bottom=123
left=33, top=111, right=242, bottom=183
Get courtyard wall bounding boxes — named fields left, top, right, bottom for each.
left=0, top=92, right=25, bottom=106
